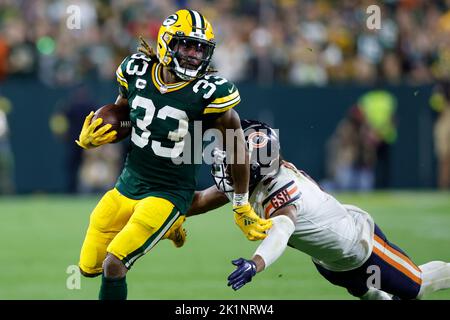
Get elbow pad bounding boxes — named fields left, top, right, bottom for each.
left=253, top=215, right=295, bottom=269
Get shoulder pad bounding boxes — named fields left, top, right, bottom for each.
left=262, top=174, right=301, bottom=218
left=201, top=75, right=241, bottom=114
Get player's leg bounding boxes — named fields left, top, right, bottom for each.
left=417, top=261, right=450, bottom=299
left=313, top=262, right=392, bottom=299
left=78, top=188, right=135, bottom=277
left=365, top=224, right=423, bottom=299
left=359, top=287, right=392, bottom=300
left=101, top=196, right=182, bottom=300
left=98, top=252, right=129, bottom=300
left=313, top=224, right=423, bottom=300
left=359, top=235, right=450, bottom=299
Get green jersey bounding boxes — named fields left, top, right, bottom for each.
left=114, top=53, right=241, bottom=213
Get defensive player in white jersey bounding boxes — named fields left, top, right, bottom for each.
left=187, top=119, right=450, bottom=300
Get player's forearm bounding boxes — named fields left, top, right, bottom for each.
left=252, top=255, right=266, bottom=273
left=186, top=186, right=229, bottom=217
left=213, top=109, right=250, bottom=196
left=229, top=129, right=251, bottom=207
left=230, top=113, right=249, bottom=195
left=230, top=162, right=250, bottom=195
left=252, top=214, right=296, bottom=271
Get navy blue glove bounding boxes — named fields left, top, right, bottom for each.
left=227, top=258, right=257, bottom=291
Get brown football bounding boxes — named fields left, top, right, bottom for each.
left=92, top=104, right=132, bottom=143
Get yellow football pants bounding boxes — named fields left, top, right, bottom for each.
left=79, top=188, right=183, bottom=276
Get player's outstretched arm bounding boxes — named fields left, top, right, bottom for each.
left=186, top=186, right=230, bottom=217
left=213, top=109, right=249, bottom=194
left=213, top=109, right=272, bottom=241
left=227, top=205, right=296, bottom=291
left=75, top=96, right=128, bottom=149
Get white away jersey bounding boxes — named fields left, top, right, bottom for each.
left=220, top=161, right=375, bottom=271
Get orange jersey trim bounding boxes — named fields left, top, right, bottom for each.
left=373, top=235, right=422, bottom=285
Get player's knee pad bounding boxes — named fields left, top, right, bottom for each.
left=78, top=264, right=102, bottom=278
left=107, top=197, right=181, bottom=268
left=79, top=238, right=106, bottom=276
left=131, top=197, right=177, bottom=230
left=79, top=224, right=117, bottom=277
left=90, top=189, right=124, bottom=232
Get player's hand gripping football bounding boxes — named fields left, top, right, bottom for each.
left=233, top=203, right=272, bottom=241
left=75, top=111, right=117, bottom=149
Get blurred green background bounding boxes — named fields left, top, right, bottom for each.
left=1, top=191, right=449, bottom=300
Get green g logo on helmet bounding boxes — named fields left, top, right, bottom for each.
left=162, top=14, right=178, bottom=27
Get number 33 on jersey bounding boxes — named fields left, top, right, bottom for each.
left=114, top=53, right=241, bottom=213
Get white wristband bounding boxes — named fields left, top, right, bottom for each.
left=233, top=193, right=249, bottom=207
left=254, top=215, right=295, bottom=269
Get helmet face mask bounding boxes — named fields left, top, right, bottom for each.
left=169, top=36, right=215, bottom=80
left=211, top=162, right=235, bottom=194
left=157, top=10, right=216, bottom=81
left=211, top=121, right=281, bottom=193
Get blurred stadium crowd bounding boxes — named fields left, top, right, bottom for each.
left=0, top=0, right=449, bottom=194
left=0, top=0, right=449, bottom=86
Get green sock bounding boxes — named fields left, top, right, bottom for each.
left=99, top=275, right=127, bottom=300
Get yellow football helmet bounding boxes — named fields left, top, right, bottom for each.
left=157, top=9, right=215, bottom=81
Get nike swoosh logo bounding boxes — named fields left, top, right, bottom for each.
left=267, top=183, right=276, bottom=192
left=228, top=85, right=235, bottom=93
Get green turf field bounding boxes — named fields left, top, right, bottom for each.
left=0, top=191, right=449, bottom=300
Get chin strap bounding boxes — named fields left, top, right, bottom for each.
left=206, top=66, right=218, bottom=74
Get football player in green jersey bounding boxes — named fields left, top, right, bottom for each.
left=76, top=9, right=272, bottom=300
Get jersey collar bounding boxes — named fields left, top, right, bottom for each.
left=151, top=63, right=191, bottom=94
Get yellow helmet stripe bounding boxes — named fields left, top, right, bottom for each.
left=192, top=10, right=205, bottom=34
left=198, top=12, right=205, bottom=32
left=187, top=10, right=198, bottom=33
left=188, top=10, right=206, bottom=35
